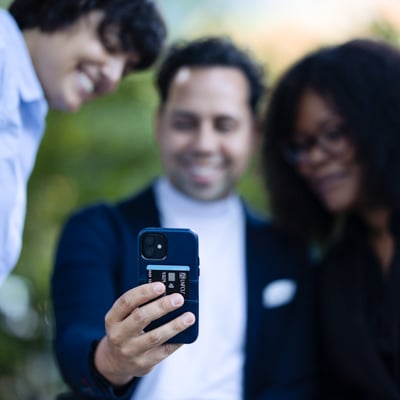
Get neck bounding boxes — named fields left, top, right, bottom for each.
left=360, top=208, right=390, bottom=235
left=359, top=208, right=393, bottom=275
left=22, top=28, right=41, bottom=73
left=22, top=28, right=37, bottom=54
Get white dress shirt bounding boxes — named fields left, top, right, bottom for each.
left=132, top=177, right=246, bottom=400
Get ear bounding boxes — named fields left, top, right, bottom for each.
left=154, top=107, right=163, bottom=144
left=251, top=117, right=263, bottom=151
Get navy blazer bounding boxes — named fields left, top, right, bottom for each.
left=51, top=184, right=317, bottom=399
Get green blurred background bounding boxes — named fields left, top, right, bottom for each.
left=0, top=0, right=399, bottom=398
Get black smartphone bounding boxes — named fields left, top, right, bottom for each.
left=138, top=227, right=199, bottom=344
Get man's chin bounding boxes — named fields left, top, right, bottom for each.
left=50, top=100, right=81, bottom=113
left=48, top=91, right=84, bottom=112
left=188, top=186, right=228, bottom=202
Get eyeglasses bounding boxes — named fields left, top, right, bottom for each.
left=282, top=123, right=352, bottom=165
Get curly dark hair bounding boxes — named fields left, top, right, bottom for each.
left=263, top=38, right=400, bottom=243
left=9, top=0, right=167, bottom=70
left=155, top=36, right=266, bottom=116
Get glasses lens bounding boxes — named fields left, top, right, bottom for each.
left=281, top=137, right=315, bottom=164
left=320, top=126, right=349, bottom=154
left=282, top=124, right=350, bottom=164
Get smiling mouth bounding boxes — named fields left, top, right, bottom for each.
left=187, top=163, right=222, bottom=183
left=77, top=71, right=95, bottom=96
left=311, top=172, right=347, bottom=194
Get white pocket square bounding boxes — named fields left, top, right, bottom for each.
left=262, top=279, right=297, bottom=308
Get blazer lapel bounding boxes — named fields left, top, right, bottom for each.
left=244, top=209, right=300, bottom=379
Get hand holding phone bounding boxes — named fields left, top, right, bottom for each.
left=138, top=227, right=200, bottom=344
left=94, top=282, right=195, bottom=386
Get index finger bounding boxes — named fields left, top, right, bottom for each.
left=106, top=282, right=165, bottom=324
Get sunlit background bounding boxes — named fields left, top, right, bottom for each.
left=0, top=0, right=399, bottom=398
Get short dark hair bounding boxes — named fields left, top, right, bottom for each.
left=155, top=36, right=266, bottom=116
left=263, top=38, right=400, bottom=243
left=9, top=0, right=167, bottom=70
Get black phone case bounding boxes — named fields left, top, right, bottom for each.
left=138, top=227, right=199, bottom=343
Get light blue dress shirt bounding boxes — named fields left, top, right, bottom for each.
left=0, top=9, right=48, bottom=285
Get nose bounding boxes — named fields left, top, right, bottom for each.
left=192, top=123, right=218, bottom=153
left=100, top=56, right=125, bottom=93
left=303, top=143, right=331, bottom=165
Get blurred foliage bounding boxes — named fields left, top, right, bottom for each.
left=0, top=0, right=11, bottom=8
left=1, top=1, right=400, bottom=399
left=368, top=18, right=400, bottom=46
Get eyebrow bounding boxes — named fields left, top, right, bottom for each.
left=171, top=110, right=239, bottom=120
left=317, top=119, right=344, bottom=130
left=294, top=118, right=344, bottom=137
left=171, top=110, right=197, bottom=118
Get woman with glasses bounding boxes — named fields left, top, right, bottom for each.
left=262, top=38, right=400, bottom=400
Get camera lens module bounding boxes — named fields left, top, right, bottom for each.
left=141, top=233, right=168, bottom=259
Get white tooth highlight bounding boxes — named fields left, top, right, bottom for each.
left=78, top=72, right=94, bottom=94
left=191, top=165, right=218, bottom=177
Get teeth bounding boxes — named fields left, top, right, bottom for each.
left=78, top=72, right=94, bottom=94
left=190, top=165, right=218, bottom=177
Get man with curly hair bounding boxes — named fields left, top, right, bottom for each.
left=0, top=0, right=166, bottom=285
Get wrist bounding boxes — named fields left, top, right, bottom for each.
left=94, top=336, right=134, bottom=387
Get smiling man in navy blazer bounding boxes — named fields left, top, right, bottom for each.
left=51, top=36, right=317, bottom=399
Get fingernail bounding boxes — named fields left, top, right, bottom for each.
left=171, top=294, right=183, bottom=306
left=183, top=313, right=195, bottom=326
left=153, top=282, right=165, bottom=294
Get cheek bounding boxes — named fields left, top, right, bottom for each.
left=345, top=165, right=364, bottom=204
left=160, top=134, right=192, bottom=156
left=223, top=136, right=253, bottom=159
left=311, top=165, right=363, bottom=212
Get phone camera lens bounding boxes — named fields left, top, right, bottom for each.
left=142, top=233, right=167, bottom=259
